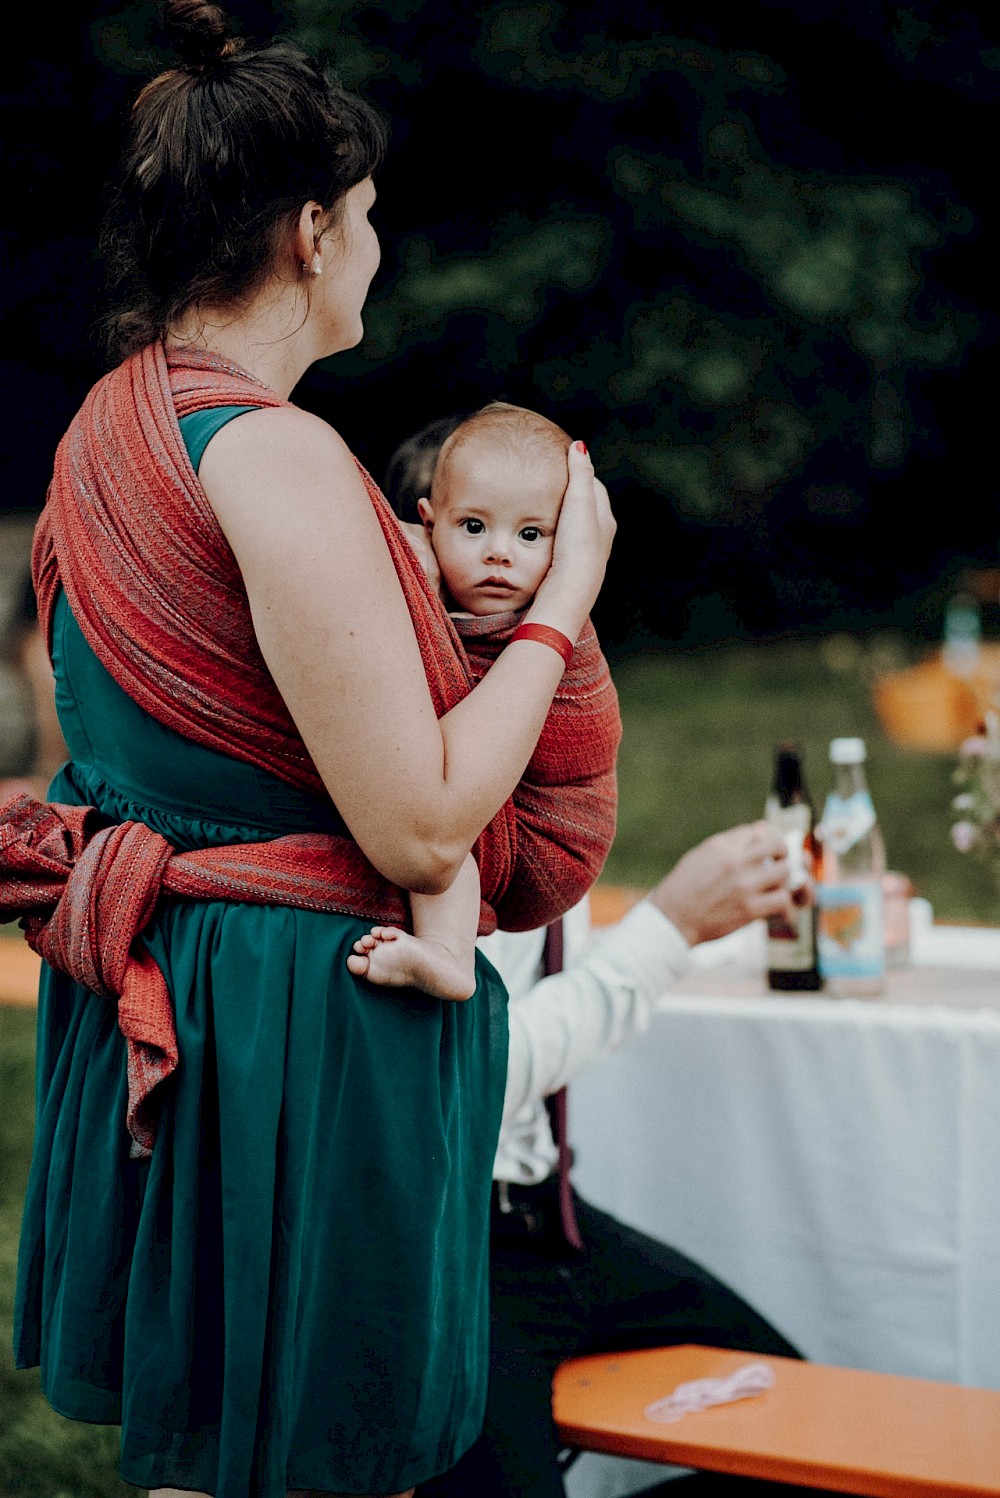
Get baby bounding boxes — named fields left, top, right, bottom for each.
left=347, top=402, right=573, bottom=1001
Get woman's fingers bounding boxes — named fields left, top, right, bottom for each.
left=525, top=440, right=616, bottom=635
left=543, top=441, right=615, bottom=608
left=565, top=442, right=616, bottom=557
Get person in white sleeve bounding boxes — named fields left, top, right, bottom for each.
left=390, top=421, right=831, bottom=1498
left=495, top=825, right=796, bottom=1192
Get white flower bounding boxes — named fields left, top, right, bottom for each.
left=951, top=820, right=979, bottom=854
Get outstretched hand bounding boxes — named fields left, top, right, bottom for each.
left=649, top=821, right=799, bottom=948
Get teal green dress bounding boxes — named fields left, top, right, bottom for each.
left=13, top=407, right=509, bottom=1498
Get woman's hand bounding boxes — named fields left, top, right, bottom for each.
left=528, top=442, right=615, bottom=639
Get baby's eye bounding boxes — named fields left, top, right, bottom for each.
left=519, top=527, right=543, bottom=543
left=461, top=518, right=485, bottom=535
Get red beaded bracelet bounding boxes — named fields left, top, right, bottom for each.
left=510, top=621, right=575, bottom=668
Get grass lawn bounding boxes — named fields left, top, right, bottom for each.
left=1, top=635, right=997, bottom=1496
left=0, top=1008, right=133, bottom=1498
left=604, top=634, right=999, bottom=924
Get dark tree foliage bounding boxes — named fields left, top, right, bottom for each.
left=2, top=0, right=996, bottom=647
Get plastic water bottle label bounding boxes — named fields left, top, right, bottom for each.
left=816, top=881, right=885, bottom=979
left=817, top=791, right=876, bottom=856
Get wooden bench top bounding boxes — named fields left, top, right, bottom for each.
left=553, top=1345, right=1000, bottom=1497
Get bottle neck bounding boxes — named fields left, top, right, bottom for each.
left=833, top=762, right=868, bottom=799
left=773, top=753, right=808, bottom=807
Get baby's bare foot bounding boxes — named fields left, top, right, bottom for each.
left=347, top=926, right=476, bottom=1002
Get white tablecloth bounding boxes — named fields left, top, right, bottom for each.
left=564, top=913, right=1000, bottom=1496
left=571, top=910, right=1000, bottom=1392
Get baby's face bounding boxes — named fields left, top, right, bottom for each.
left=420, top=447, right=564, bottom=616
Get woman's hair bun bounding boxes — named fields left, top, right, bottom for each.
left=163, top=0, right=242, bottom=65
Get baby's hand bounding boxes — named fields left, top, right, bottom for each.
left=400, top=516, right=443, bottom=599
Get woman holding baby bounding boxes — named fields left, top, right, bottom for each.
left=0, top=3, right=618, bottom=1497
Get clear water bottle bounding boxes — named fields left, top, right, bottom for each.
left=815, top=737, right=886, bottom=997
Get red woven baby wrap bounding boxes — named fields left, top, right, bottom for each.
left=1, top=342, right=620, bottom=1152
left=452, top=609, right=620, bottom=931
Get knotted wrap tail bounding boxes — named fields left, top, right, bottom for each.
left=0, top=793, right=498, bottom=1156
left=1, top=797, right=176, bottom=1154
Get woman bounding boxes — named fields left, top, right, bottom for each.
left=4, top=4, right=616, bottom=1496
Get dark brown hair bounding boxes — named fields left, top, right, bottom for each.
left=101, top=0, right=387, bottom=359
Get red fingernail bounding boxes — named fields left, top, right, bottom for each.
left=575, top=440, right=588, bottom=455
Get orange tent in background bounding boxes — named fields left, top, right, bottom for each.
left=872, top=570, right=1000, bottom=753
left=872, top=643, right=1000, bottom=753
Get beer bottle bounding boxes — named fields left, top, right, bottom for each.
left=765, top=744, right=822, bottom=992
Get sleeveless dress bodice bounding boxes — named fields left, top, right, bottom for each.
left=14, top=406, right=509, bottom=1498
left=52, top=586, right=348, bottom=842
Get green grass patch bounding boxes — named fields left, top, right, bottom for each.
left=0, top=1008, right=133, bottom=1498
left=605, top=635, right=999, bottom=923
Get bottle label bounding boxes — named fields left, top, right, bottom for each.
left=766, top=803, right=816, bottom=972
left=766, top=801, right=811, bottom=888
left=817, top=791, right=876, bottom=856
left=816, top=881, right=885, bottom=979
left=767, top=902, right=816, bottom=971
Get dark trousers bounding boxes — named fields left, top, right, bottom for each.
left=417, top=1179, right=838, bottom=1498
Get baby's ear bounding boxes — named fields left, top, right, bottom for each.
left=416, top=497, right=434, bottom=528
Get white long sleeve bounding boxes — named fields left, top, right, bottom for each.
left=478, top=896, right=692, bottom=1183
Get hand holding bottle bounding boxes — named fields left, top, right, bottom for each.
left=650, top=821, right=795, bottom=948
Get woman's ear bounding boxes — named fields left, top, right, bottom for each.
left=416, top=497, right=435, bottom=529
left=294, top=200, right=326, bottom=273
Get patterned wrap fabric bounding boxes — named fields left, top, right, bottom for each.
left=5, top=341, right=621, bottom=1147
left=453, top=609, right=620, bottom=931
left=0, top=794, right=452, bottom=1156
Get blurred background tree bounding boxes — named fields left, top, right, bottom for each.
left=2, top=0, right=997, bottom=652
left=4, top=13, right=1000, bottom=1487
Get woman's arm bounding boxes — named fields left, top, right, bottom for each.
left=199, top=406, right=614, bottom=894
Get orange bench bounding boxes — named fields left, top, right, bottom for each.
left=553, top=1344, right=1000, bottom=1497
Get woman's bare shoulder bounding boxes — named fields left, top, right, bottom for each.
left=205, top=402, right=358, bottom=479
left=198, top=402, right=372, bottom=542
